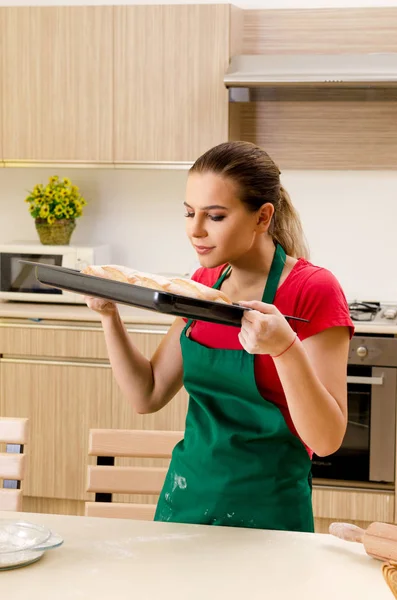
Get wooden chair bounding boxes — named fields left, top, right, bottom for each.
left=85, top=428, right=183, bottom=520
left=0, top=417, right=29, bottom=511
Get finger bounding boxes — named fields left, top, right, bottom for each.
left=241, top=310, right=265, bottom=326
left=239, top=300, right=278, bottom=315
left=241, top=311, right=272, bottom=331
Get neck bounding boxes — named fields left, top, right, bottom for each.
left=227, top=235, right=278, bottom=291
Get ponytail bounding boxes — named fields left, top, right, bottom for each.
left=270, top=185, right=309, bottom=259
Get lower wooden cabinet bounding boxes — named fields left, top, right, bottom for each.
left=0, top=322, right=188, bottom=511
left=313, top=486, right=395, bottom=533
left=0, top=358, right=113, bottom=500
left=0, top=321, right=395, bottom=528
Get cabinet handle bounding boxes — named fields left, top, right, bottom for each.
left=347, top=375, right=384, bottom=386
left=126, top=328, right=169, bottom=335
left=0, top=357, right=111, bottom=368
left=0, top=322, right=169, bottom=334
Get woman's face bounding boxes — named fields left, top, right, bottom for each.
left=184, top=172, right=272, bottom=268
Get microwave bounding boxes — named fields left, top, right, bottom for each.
left=0, top=242, right=110, bottom=303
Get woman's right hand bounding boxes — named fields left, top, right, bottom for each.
left=84, top=295, right=117, bottom=317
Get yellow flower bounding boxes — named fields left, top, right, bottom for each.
left=39, top=204, right=50, bottom=219
left=26, top=176, right=87, bottom=221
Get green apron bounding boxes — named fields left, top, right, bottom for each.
left=154, top=244, right=314, bottom=532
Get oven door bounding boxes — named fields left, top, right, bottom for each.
left=312, top=366, right=396, bottom=483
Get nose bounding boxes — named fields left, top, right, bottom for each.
left=187, top=215, right=207, bottom=239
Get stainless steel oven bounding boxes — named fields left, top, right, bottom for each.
left=312, top=334, right=397, bottom=484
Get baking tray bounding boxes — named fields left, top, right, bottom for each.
left=20, top=261, right=309, bottom=328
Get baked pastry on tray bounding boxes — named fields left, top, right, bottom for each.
left=82, top=264, right=232, bottom=305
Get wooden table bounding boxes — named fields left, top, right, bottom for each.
left=0, top=512, right=392, bottom=599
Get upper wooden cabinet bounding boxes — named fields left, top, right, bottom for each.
left=1, top=7, right=113, bottom=162
left=0, top=9, right=4, bottom=164
left=113, top=5, right=234, bottom=163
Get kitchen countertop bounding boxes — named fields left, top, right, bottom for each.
left=0, top=511, right=392, bottom=600
left=0, top=300, right=175, bottom=326
left=353, top=322, right=397, bottom=335
left=0, top=301, right=396, bottom=334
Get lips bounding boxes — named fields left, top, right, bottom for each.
left=194, top=246, right=215, bottom=255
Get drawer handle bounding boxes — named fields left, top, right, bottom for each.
left=0, top=357, right=111, bottom=368
left=0, top=322, right=168, bottom=335
left=347, top=375, right=384, bottom=386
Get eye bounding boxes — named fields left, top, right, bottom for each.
left=209, top=215, right=225, bottom=222
left=184, top=212, right=194, bottom=218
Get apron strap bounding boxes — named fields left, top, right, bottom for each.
left=212, top=265, right=232, bottom=290
left=261, top=244, right=286, bottom=304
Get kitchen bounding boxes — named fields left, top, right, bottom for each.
left=1, top=0, right=397, bottom=597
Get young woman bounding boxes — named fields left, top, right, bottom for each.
left=85, top=141, right=353, bottom=533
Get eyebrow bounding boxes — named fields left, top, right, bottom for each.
left=184, top=202, right=229, bottom=211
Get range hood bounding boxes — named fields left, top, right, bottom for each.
left=224, top=53, right=397, bottom=87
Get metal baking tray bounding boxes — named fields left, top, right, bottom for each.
left=21, top=261, right=309, bottom=328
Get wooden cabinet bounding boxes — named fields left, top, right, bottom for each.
left=1, top=6, right=113, bottom=162
left=113, top=5, right=232, bottom=163
left=2, top=320, right=393, bottom=526
left=0, top=4, right=239, bottom=165
left=0, top=9, right=4, bottom=164
left=0, top=358, right=113, bottom=501
left=313, top=486, right=395, bottom=533
left=0, top=321, right=188, bottom=514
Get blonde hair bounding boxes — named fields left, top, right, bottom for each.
left=190, top=141, right=309, bottom=259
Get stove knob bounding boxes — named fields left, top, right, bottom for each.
left=384, top=308, right=397, bottom=320
left=357, top=346, right=368, bottom=358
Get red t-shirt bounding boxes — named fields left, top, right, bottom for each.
left=184, top=258, right=355, bottom=456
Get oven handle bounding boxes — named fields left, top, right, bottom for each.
left=347, top=375, right=384, bottom=386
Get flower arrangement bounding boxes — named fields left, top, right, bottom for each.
left=25, top=175, right=87, bottom=225
left=24, top=176, right=88, bottom=245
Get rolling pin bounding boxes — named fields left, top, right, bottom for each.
left=383, top=561, right=397, bottom=599
left=329, top=522, right=397, bottom=562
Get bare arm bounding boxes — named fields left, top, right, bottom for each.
left=274, top=327, right=349, bottom=456
left=239, top=301, right=349, bottom=457
left=87, top=297, right=185, bottom=414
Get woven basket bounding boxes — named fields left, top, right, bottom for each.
left=35, top=218, right=76, bottom=245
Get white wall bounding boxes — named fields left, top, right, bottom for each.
left=1, top=0, right=397, bottom=8
left=0, top=167, right=396, bottom=302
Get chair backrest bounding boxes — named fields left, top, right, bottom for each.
left=85, top=428, right=183, bottom=520
left=0, top=417, right=29, bottom=511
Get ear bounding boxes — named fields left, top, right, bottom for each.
left=256, top=203, right=274, bottom=232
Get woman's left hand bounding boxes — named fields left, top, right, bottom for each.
left=238, top=301, right=297, bottom=357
